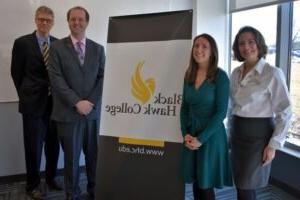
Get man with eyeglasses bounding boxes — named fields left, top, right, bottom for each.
left=11, top=6, right=61, bottom=200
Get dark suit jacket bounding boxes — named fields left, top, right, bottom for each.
left=11, top=31, right=57, bottom=116
left=48, top=37, right=105, bottom=122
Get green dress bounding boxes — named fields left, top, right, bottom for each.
left=180, top=68, right=232, bottom=188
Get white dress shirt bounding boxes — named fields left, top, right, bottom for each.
left=229, top=58, right=292, bottom=149
left=70, top=35, right=86, bottom=55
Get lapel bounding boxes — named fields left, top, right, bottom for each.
left=31, top=31, right=43, bottom=60
left=82, top=39, right=92, bottom=70
left=65, top=37, right=84, bottom=73
left=50, top=36, right=57, bottom=43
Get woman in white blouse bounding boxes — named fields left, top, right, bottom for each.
left=229, top=26, right=292, bottom=200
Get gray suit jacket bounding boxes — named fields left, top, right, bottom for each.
left=48, top=37, right=105, bottom=122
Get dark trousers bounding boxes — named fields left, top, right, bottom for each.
left=193, top=182, right=215, bottom=200
left=57, top=119, right=98, bottom=199
left=237, top=188, right=257, bottom=200
left=22, top=114, right=60, bottom=192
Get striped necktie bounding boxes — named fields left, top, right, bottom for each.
left=42, top=41, right=49, bottom=66
left=42, top=41, right=51, bottom=95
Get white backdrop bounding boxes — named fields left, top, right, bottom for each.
left=0, top=0, right=192, bottom=102
left=101, top=40, right=191, bottom=143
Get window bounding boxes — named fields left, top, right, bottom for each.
left=287, top=1, right=300, bottom=147
left=230, top=5, right=277, bottom=71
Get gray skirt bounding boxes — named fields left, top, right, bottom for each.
left=230, top=115, right=274, bottom=189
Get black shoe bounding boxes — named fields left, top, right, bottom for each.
left=65, top=195, right=72, bottom=200
left=66, top=194, right=83, bottom=200
left=46, top=179, right=63, bottom=191
left=78, top=193, right=93, bottom=200
left=87, top=192, right=95, bottom=200
left=26, top=187, right=45, bottom=200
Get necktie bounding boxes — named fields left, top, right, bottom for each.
left=42, top=41, right=51, bottom=95
left=42, top=41, right=49, bottom=66
left=76, top=41, right=84, bottom=65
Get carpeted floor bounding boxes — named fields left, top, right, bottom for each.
left=0, top=175, right=298, bottom=200
left=184, top=183, right=299, bottom=200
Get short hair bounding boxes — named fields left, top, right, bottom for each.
left=185, top=33, right=219, bottom=84
left=67, top=6, right=89, bottom=22
left=232, top=26, right=268, bottom=62
left=35, top=6, right=54, bottom=18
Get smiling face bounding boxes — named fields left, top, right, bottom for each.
left=238, top=32, right=259, bottom=63
left=192, top=37, right=211, bottom=66
left=68, top=9, right=89, bottom=39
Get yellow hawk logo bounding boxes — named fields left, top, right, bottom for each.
left=131, top=61, right=155, bottom=105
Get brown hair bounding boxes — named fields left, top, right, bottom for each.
left=67, top=6, right=89, bottom=22
left=35, top=6, right=54, bottom=18
left=232, top=26, right=268, bottom=62
left=184, top=33, right=219, bottom=84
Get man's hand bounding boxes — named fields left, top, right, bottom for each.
left=75, top=100, right=94, bottom=116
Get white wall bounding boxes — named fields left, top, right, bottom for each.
left=0, top=0, right=194, bottom=177
left=194, top=0, right=230, bottom=72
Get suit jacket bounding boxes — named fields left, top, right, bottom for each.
left=11, top=31, right=57, bottom=116
left=48, top=37, right=105, bottom=122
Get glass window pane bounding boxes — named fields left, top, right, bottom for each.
left=287, top=1, right=300, bottom=146
left=230, top=5, right=277, bottom=71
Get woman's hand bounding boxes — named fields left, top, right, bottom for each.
left=184, top=134, right=194, bottom=150
left=184, top=134, right=202, bottom=150
left=262, top=146, right=276, bottom=166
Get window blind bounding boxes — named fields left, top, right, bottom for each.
left=229, top=0, right=294, bottom=12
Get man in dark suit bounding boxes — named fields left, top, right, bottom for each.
left=48, top=6, right=105, bottom=200
left=10, top=6, right=61, bottom=200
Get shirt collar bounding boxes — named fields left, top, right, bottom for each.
left=35, top=31, right=50, bottom=45
left=238, top=57, right=266, bottom=75
left=254, top=58, right=266, bottom=75
left=70, top=35, right=86, bottom=47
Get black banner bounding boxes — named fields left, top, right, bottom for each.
left=96, top=10, right=192, bottom=200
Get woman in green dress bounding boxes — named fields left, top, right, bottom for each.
left=180, top=34, right=232, bottom=200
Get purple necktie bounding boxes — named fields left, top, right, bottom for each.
left=75, top=41, right=84, bottom=65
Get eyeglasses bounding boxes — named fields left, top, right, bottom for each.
left=36, top=18, right=53, bottom=23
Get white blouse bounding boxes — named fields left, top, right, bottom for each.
left=229, top=58, right=292, bottom=149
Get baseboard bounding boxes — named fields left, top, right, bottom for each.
left=0, top=166, right=85, bottom=185
left=270, top=177, right=300, bottom=199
